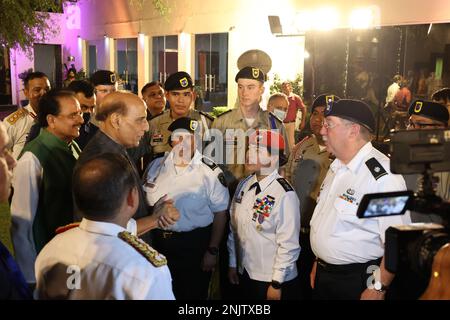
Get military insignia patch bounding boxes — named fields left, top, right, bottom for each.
left=110, top=74, right=116, bottom=84
left=180, top=77, right=189, bottom=88
left=365, top=157, right=388, bottom=180
left=346, top=188, right=355, bottom=195
left=6, top=108, right=27, bottom=125
left=118, top=231, right=167, bottom=267
left=252, top=195, right=275, bottom=224
left=190, top=120, right=198, bottom=131
left=414, top=101, right=423, bottom=113
left=218, top=172, right=227, bottom=187
left=252, top=68, right=260, bottom=79
left=326, top=95, right=335, bottom=104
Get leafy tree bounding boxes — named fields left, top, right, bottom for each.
left=269, top=73, right=304, bottom=97
left=0, top=0, right=65, bottom=54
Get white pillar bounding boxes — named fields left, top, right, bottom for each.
left=138, top=33, right=150, bottom=94
left=178, top=33, right=195, bottom=79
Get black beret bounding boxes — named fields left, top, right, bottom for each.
left=167, top=117, right=199, bottom=133
left=324, top=99, right=375, bottom=132
left=311, top=94, right=340, bottom=113
left=164, top=72, right=194, bottom=91
left=408, top=100, right=449, bottom=124
left=90, top=70, right=116, bottom=86
left=235, top=66, right=265, bottom=83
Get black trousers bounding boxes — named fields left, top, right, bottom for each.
left=297, top=231, right=315, bottom=300
left=236, top=269, right=299, bottom=300
left=152, top=225, right=212, bottom=300
left=313, top=257, right=382, bottom=300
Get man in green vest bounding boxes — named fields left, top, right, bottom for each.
left=11, top=89, right=84, bottom=285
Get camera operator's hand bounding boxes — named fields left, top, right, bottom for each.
left=360, top=288, right=386, bottom=300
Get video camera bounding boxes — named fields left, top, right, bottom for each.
left=357, top=128, right=450, bottom=299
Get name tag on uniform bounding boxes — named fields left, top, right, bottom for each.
left=151, top=134, right=163, bottom=143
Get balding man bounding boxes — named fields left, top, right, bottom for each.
left=309, top=99, right=411, bottom=300
left=35, top=153, right=174, bottom=300
left=77, top=92, right=179, bottom=237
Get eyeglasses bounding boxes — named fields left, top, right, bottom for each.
left=407, top=120, right=443, bottom=129
left=57, top=112, right=83, bottom=120
left=322, top=120, right=354, bottom=130
left=322, top=120, right=338, bottom=129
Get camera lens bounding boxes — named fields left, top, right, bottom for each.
left=408, top=230, right=450, bottom=280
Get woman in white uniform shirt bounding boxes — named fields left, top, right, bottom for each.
left=227, top=129, right=301, bottom=300
left=143, top=117, right=229, bottom=300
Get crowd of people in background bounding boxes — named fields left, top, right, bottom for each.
left=0, top=62, right=449, bottom=301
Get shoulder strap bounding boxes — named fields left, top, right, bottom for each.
left=198, top=110, right=214, bottom=122
left=202, top=156, right=218, bottom=170
left=6, top=108, right=28, bottom=125
left=365, top=157, right=388, bottom=180
left=216, top=109, right=232, bottom=118
left=276, top=177, right=294, bottom=192
left=118, top=231, right=167, bottom=267
left=55, top=222, right=80, bottom=235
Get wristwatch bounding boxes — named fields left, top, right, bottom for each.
left=373, top=281, right=389, bottom=293
left=271, top=280, right=282, bottom=290
left=207, top=246, right=219, bottom=256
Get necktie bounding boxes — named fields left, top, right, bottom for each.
left=249, top=182, right=261, bottom=195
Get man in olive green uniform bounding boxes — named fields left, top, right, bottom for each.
left=148, top=72, right=213, bottom=160
left=211, top=66, right=289, bottom=187
left=284, top=94, right=338, bottom=299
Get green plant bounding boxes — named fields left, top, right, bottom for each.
left=270, top=73, right=303, bottom=97
left=75, top=69, right=86, bottom=80
left=128, top=0, right=170, bottom=17
left=210, top=106, right=230, bottom=118
left=0, top=0, right=65, bottom=55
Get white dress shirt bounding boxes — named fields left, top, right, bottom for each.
left=144, top=150, right=229, bottom=232
left=386, top=82, right=400, bottom=104
left=310, top=142, right=411, bottom=265
left=34, top=218, right=174, bottom=300
left=11, top=152, right=137, bottom=284
left=228, top=170, right=300, bottom=283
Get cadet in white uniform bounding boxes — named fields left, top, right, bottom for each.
left=3, top=72, right=50, bottom=159
left=228, top=129, right=300, bottom=300
left=35, top=153, right=174, bottom=300
left=309, top=99, right=411, bottom=300
left=144, top=117, right=229, bottom=300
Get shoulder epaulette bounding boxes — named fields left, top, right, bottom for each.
left=55, top=222, right=80, bottom=235
left=6, top=108, right=28, bottom=125
left=215, top=109, right=232, bottom=117
left=269, top=112, right=283, bottom=123
left=365, top=157, right=388, bottom=180
left=198, top=110, right=214, bottom=121
left=118, top=231, right=167, bottom=267
left=298, top=135, right=311, bottom=145
left=277, top=177, right=294, bottom=192
left=202, top=156, right=218, bottom=170
left=149, top=110, right=166, bottom=123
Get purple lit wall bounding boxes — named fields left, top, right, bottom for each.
left=9, top=2, right=83, bottom=105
